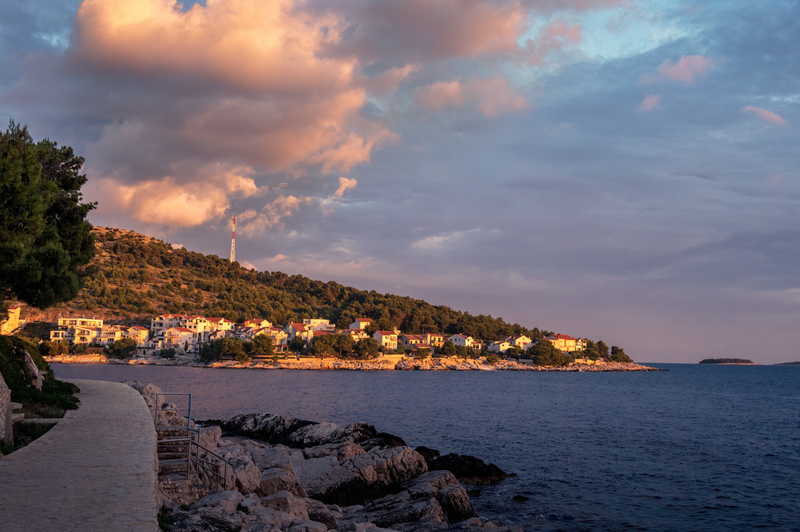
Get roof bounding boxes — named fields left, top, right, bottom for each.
left=168, top=327, right=193, bottom=333
left=206, top=317, right=227, bottom=323
left=547, top=334, right=576, bottom=341
left=450, top=334, right=469, bottom=339
left=129, top=326, right=148, bottom=331
left=375, top=330, right=396, bottom=336
left=354, top=318, right=373, bottom=322
left=401, top=334, right=425, bottom=341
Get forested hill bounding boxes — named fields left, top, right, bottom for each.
left=40, top=227, right=548, bottom=342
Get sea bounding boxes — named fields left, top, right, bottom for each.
left=52, top=364, right=800, bottom=531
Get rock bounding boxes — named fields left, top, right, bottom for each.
left=337, top=522, right=379, bottom=532
left=232, top=454, right=262, bottom=494
left=288, top=520, right=328, bottom=532
left=222, top=413, right=380, bottom=448
left=172, top=506, right=244, bottom=532
left=336, top=471, right=476, bottom=531
left=251, top=444, right=294, bottom=471
left=426, top=454, right=510, bottom=485
left=306, top=499, right=339, bottom=530
left=294, top=446, right=428, bottom=506
left=260, top=467, right=309, bottom=497
left=252, top=506, right=294, bottom=529
left=260, top=490, right=310, bottom=521
left=511, top=495, right=529, bottom=502
left=123, top=380, right=164, bottom=410
left=414, top=446, right=440, bottom=463
left=405, top=471, right=476, bottom=524
left=193, top=490, right=245, bottom=514
left=303, top=441, right=366, bottom=460
left=240, top=498, right=261, bottom=514
left=197, top=425, right=223, bottom=453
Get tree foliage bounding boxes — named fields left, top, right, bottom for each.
left=252, top=334, right=275, bottom=357
left=353, top=337, right=379, bottom=359
left=528, top=340, right=573, bottom=367
left=609, top=345, right=632, bottom=363
left=109, top=338, right=137, bottom=359
left=0, top=121, right=95, bottom=313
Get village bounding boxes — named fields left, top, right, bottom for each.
left=43, top=312, right=591, bottom=363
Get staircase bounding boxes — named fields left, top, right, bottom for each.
left=151, top=393, right=232, bottom=491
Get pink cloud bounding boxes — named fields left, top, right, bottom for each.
left=415, top=77, right=529, bottom=117
left=333, top=177, right=358, bottom=198
left=638, top=94, right=662, bottom=111
left=742, top=106, right=788, bottom=126
left=641, top=55, right=711, bottom=84
left=239, top=195, right=315, bottom=236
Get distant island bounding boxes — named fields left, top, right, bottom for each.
left=775, top=361, right=800, bottom=366
left=699, top=358, right=755, bottom=365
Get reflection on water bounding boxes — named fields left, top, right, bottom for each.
left=53, top=364, right=800, bottom=531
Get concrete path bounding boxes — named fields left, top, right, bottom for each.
left=0, top=379, right=158, bottom=532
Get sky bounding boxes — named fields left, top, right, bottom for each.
left=1, top=0, right=798, bottom=363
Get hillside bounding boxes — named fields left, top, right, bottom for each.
left=23, top=227, right=549, bottom=342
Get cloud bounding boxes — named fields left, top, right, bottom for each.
left=266, top=254, right=290, bottom=262
left=742, top=105, right=788, bottom=126
left=415, top=77, right=530, bottom=117
left=640, top=55, right=711, bottom=84
left=638, top=94, right=662, bottom=111
left=238, top=195, right=315, bottom=236
left=94, top=176, right=230, bottom=227
left=333, top=177, right=358, bottom=198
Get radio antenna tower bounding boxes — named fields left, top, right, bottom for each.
left=230, top=216, right=236, bottom=263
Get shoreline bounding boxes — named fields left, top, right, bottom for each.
left=46, top=356, right=663, bottom=372
left=129, top=381, right=525, bottom=532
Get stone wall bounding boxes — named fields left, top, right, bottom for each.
left=0, top=371, right=10, bottom=444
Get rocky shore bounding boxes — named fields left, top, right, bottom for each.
left=49, top=355, right=661, bottom=372
left=128, top=381, right=521, bottom=532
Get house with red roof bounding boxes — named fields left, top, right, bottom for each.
left=373, top=330, right=397, bottom=349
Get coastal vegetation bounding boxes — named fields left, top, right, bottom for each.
left=0, top=121, right=95, bottom=317
left=46, top=226, right=555, bottom=345
left=699, top=358, right=754, bottom=364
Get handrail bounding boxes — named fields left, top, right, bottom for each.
left=150, top=392, right=232, bottom=490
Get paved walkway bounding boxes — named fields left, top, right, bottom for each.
left=0, top=379, right=158, bottom=531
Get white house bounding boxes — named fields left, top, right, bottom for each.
left=164, top=327, right=196, bottom=352
left=488, top=341, right=512, bottom=353
left=349, top=318, right=373, bottom=330
left=151, top=314, right=186, bottom=337
left=284, top=323, right=314, bottom=343
left=373, top=331, right=398, bottom=349
left=449, top=334, right=473, bottom=348
left=303, top=319, right=335, bottom=332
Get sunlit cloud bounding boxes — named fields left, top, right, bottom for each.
left=640, top=55, right=711, bottom=84
left=742, top=105, right=788, bottom=126
left=638, top=94, right=662, bottom=111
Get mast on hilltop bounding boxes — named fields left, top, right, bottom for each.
left=230, top=216, right=236, bottom=263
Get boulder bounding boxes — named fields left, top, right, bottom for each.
left=260, top=491, right=310, bottom=521
left=426, top=454, right=510, bottom=485
left=197, top=425, right=223, bottom=453
left=251, top=444, right=294, bottom=471
left=222, top=413, right=381, bottom=448
left=192, top=490, right=245, bottom=514
left=414, top=446, right=440, bottom=463
left=231, top=454, right=262, bottom=494
left=305, top=499, right=339, bottom=530
left=259, top=467, right=309, bottom=498
left=251, top=506, right=294, bottom=530
left=288, top=520, right=328, bottom=532
left=171, top=506, right=244, bottom=532
left=336, top=471, right=476, bottom=531
left=294, top=447, right=428, bottom=506
left=303, top=441, right=366, bottom=460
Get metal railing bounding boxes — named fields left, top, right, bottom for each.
left=151, top=392, right=232, bottom=489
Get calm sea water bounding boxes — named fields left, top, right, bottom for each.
left=52, top=364, right=800, bottom=531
